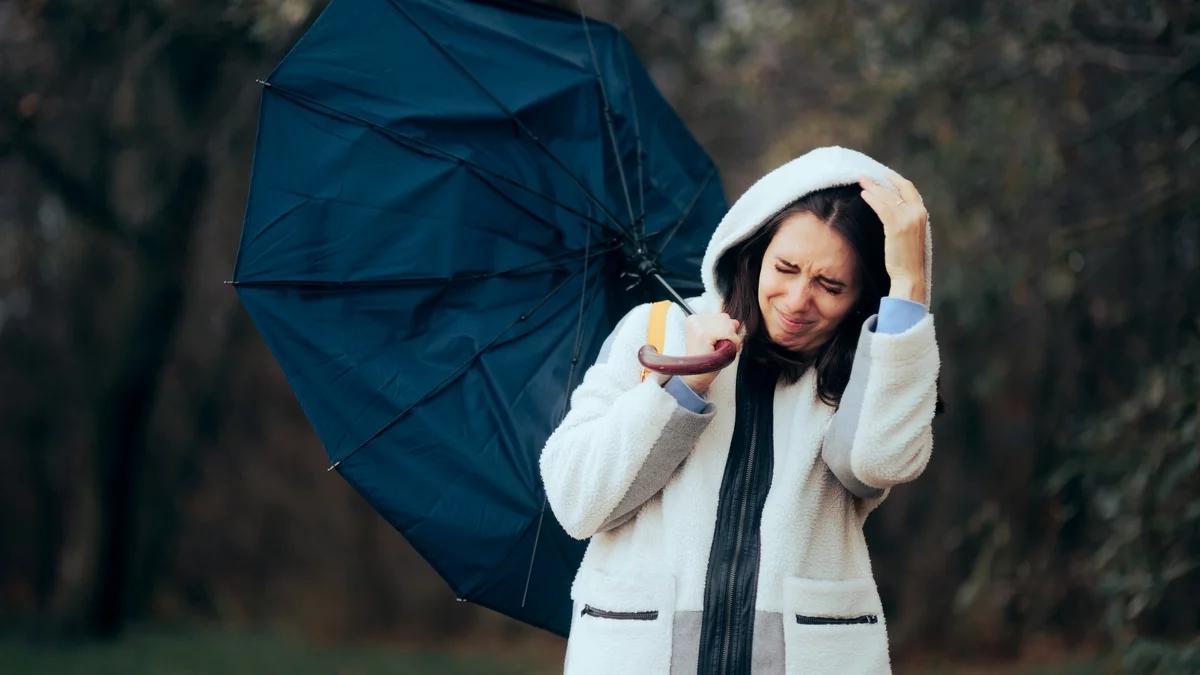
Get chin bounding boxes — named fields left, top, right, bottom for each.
left=768, top=324, right=804, bottom=350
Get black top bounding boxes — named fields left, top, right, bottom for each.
left=696, top=350, right=778, bottom=674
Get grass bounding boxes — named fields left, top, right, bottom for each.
left=1, top=625, right=1137, bottom=675
left=899, top=657, right=1119, bottom=675
left=0, top=627, right=560, bottom=675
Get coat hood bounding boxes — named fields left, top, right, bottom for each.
left=699, top=146, right=933, bottom=311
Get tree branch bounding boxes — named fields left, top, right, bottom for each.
left=1, top=109, right=135, bottom=248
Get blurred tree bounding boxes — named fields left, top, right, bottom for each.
left=0, top=0, right=323, bottom=636
left=0, top=0, right=1196, bottom=663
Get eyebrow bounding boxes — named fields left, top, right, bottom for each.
left=776, top=257, right=847, bottom=288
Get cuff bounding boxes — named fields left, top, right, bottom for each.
left=874, top=296, right=927, bottom=334
left=663, top=375, right=711, bottom=414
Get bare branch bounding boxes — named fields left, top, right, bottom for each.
left=1, top=107, right=135, bottom=247
left=1063, top=48, right=1200, bottom=147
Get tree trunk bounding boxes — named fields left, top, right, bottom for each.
left=88, top=157, right=207, bottom=636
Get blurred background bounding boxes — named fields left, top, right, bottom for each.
left=1, top=0, right=1197, bottom=673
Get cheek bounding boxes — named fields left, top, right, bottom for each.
left=817, top=293, right=855, bottom=320
left=758, top=271, right=782, bottom=299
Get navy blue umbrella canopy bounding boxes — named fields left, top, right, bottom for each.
left=233, top=0, right=726, bottom=636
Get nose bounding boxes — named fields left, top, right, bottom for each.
left=780, top=281, right=813, bottom=315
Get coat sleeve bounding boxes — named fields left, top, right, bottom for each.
left=821, top=310, right=940, bottom=500
left=539, top=302, right=716, bottom=540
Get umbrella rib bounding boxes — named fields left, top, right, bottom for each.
left=231, top=240, right=619, bottom=288
left=264, top=85, right=627, bottom=240
left=462, top=162, right=614, bottom=253
left=649, top=164, right=718, bottom=255
left=329, top=266, right=585, bottom=470
left=522, top=494, right=549, bottom=609
left=576, top=3, right=638, bottom=233
left=616, top=37, right=647, bottom=229
left=522, top=200, right=596, bottom=608
left=260, top=172, right=601, bottom=260
left=385, top=0, right=632, bottom=237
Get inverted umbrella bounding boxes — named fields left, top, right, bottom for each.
left=231, top=0, right=728, bottom=636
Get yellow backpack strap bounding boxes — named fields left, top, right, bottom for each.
left=640, top=300, right=673, bottom=382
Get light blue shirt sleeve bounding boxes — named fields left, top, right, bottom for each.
left=663, top=375, right=711, bottom=414
left=874, top=296, right=927, bottom=334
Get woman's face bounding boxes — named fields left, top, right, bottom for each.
left=757, top=211, right=862, bottom=356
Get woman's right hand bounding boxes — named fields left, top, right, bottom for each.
left=679, top=312, right=744, bottom=395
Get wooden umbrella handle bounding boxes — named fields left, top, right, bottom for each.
left=637, top=339, right=737, bottom=376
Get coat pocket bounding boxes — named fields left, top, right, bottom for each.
left=782, top=576, right=891, bottom=675
left=564, top=567, right=675, bottom=675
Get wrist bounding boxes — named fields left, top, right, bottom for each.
left=681, top=374, right=709, bottom=396
left=888, top=277, right=926, bottom=305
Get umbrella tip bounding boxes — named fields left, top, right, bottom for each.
left=223, top=280, right=234, bottom=285
left=255, top=78, right=271, bottom=88
left=327, top=460, right=342, bottom=472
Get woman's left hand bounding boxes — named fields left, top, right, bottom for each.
left=858, top=172, right=927, bottom=305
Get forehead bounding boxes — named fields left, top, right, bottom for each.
left=763, top=211, right=857, bottom=278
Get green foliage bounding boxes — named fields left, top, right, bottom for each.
left=0, top=628, right=555, bottom=675
left=1050, top=319, right=1200, bottom=640
left=1121, top=637, right=1200, bottom=674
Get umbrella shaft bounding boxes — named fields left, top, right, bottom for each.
left=650, top=272, right=695, bottom=315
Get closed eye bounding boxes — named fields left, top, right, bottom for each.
left=775, top=266, right=843, bottom=294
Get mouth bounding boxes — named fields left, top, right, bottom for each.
left=776, top=308, right=814, bottom=332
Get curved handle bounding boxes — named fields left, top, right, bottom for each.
left=637, top=339, right=737, bottom=376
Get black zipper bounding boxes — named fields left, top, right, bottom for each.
left=795, top=613, right=879, bottom=625
left=580, top=604, right=659, bottom=621
left=718, top=388, right=759, bottom=674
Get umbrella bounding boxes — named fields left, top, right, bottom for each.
left=231, top=0, right=727, bottom=636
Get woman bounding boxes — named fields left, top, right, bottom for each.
left=539, top=146, right=940, bottom=674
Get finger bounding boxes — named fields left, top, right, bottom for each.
left=871, top=181, right=912, bottom=212
left=886, top=170, right=922, bottom=203
left=857, top=175, right=895, bottom=194
left=885, top=170, right=914, bottom=191
left=859, top=187, right=881, bottom=209
left=859, top=188, right=894, bottom=219
left=878, top=177, right=905, bottom=200
left=859, top=184, right=893, bottom=210
left=860, top=176, right=902, bottom=203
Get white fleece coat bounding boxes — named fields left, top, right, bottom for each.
left=540, top=146, right=940, bottom=674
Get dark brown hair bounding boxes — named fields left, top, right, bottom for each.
left=715, top=184, right=889, bottom=407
